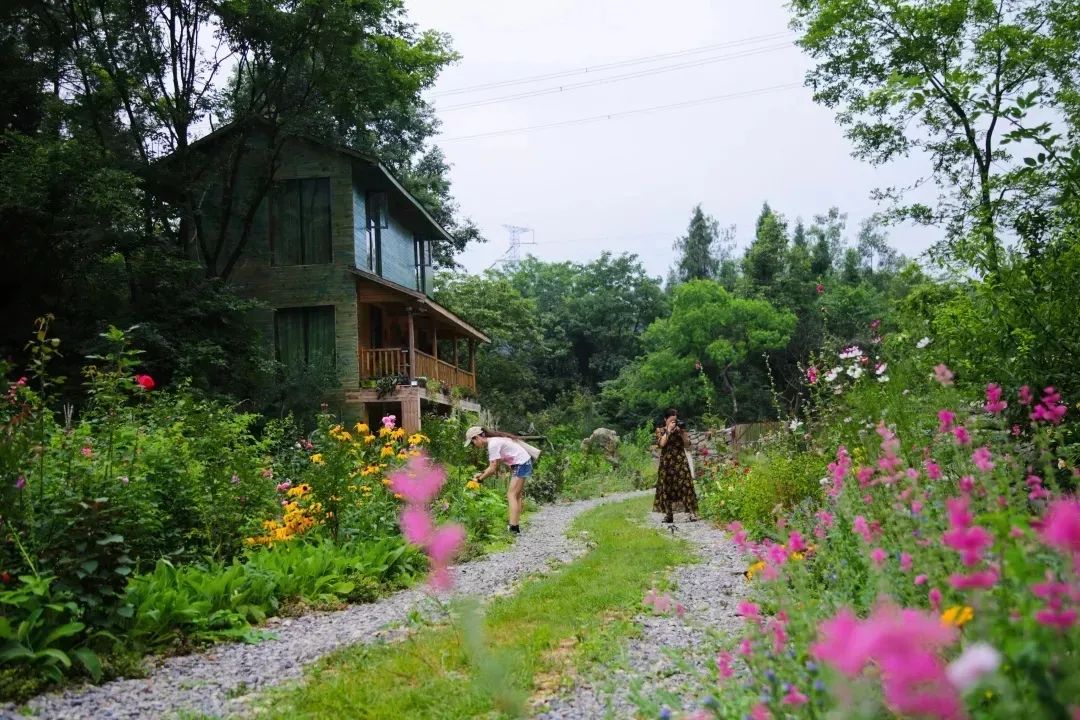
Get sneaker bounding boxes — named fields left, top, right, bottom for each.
left=508, top=524, right=521, bottom=534
left=663, top=513, right=674, bottom=524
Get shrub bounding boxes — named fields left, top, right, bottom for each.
left=699, top=451, right=826, bottom=539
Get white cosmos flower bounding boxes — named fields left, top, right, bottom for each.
left=825, top=369, right=839, bottom=382
left=846, top=365, right=864, bottom=379
left=788, top=419, right=803, bottom=432
left=839, top=346, right=863, bottom=360
left=878, top=375, right=890, bottom=383
left=875, top=362, right=888, bottom=376
left=916, top=337, right=932, bottom=349
left=946, top=642, right=1001, bottom=691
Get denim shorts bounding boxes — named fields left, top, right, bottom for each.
left=511, top=462, right=533, bottom=478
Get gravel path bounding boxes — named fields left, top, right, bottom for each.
left=1, top=491, right=649, bottom=720
left=535, top=511, right=748, bottom=720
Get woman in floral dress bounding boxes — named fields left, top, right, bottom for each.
left=653, top=408, right=698, bottom=523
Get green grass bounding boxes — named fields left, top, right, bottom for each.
left=252, top=496, right=694, bottom=719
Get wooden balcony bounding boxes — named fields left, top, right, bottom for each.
left=358, top=347, right=476, bottom=394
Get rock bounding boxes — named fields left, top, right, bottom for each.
left=581, top=428, right=620, bottom=460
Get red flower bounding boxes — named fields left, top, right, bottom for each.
left=0, top=571, right=10, bottom=584
left=816, top=283, right=825, bottom=294
left=134, top=374, right=155, bottom=390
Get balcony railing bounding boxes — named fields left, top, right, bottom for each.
left=358, top=347, right=476, bottom=394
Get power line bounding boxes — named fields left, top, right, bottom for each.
left=436, top=42, right=796, bottom=113
left=439, top=82, right=803, bottom=143
left=431, top=31, right=795, bottom=98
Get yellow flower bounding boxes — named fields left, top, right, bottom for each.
left=396, top=451, right=408, bottom=460
left=941, top=606, right=974, bottom=627
left=744, top=561, right=767, bottom=580
left=354, top=422, right=370, bottom=435
left=380, top=444, right=395, bottom=458
left=466, top=480, right=481, bottom=491
left=379, top=426, right=393, bottom=438
left=364, top=435, right=377, bottom=444
left=338, top=431, right=353, bottom=443
left=790, top=552, right=805, bottom=561
left=382, top=477, right=391, bottom=486
left=408, top=449, right=422, bottom=457
left=408, top=433, right=429, bottom=446
left=391, top=428, right=406, bottom=440
left=310, top=453, right=325, bottom=465
left=393, top=493, right=403, bottom=500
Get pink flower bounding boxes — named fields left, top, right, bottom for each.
left=857, top=466, right=875, bottom=487
left=816, top=510, right=834, bottom=529
left=400, top=506, right=435, bottom=545
left=937, top=409, right=956, bottom=432
left=1030, top=387, right=1067, bottom=425
left=381, top=414, right=397, bottom=429
left=787, top=531, right=808, bottom=554
left=81, top=446, right=92, bottom=458
left=853, top=515, right=872, bottom=543
left=750, top=702, right=772, bottom=720
left=1026, top=474, right=1050, bottom=501
left=782, top=685, right=809, bottom=706
left=912, top=500, right=924, bottom=514
left=959, top=475, right=975, bottom=494
left=766, top=543, right=788, bottom=566
left=134, top=374, right=155, bottom=390
left=1039, top=499, right=1080, bottom=557
left=812, top=604, right=962, bottom=719
left=1011, top=424, right=1022, bottom=436
left=653, top=593, right=672, bottom=614
left=1035, top=608, right=1077, bottom=630
left=675, top=602, right=686, bottom=619
left=871, top=548, right=887, bottom=567
left=946, top=642, right=1001, bottom=691
left=971, top=446, right=995, bottom=473
left=949, top=568, right=999, bottom=591
left=934, top=364, right=954, bottom=386
left=739, top=638, right=753, bottom=657
left=806, top=366, right=818, bottom=384
left=942, top=500, right=993, bottom=567
left=952, top=426, right=971, bottom=446
left=276, top=480, right=292, bottom=492
left=261, top=467, right=274, bottom=479
left=387, top=454, right=446, bottom=506
left=900, top=552, right=913, bottom=572
left=816, top=283, right=825, bottom=294
left=716, top=651, right=734, bottom=679
left=14, top=476, right=26, bottom=491
left=985, top=384, right=1007, bottom=414
left=728, top=521, right=749, bottom=551
left=425, top=524, right=465, bottom=590
left=1019, top=385, right=1033, bottom=405
left=737, top=601, right=761, bottom=623
left=925, top=460, right=942, bottom=480
left=930, top=588, right=943, bottom=612
left=915, top=574, right=928, bottom=585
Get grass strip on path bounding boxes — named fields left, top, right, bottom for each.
left=250, top=495, right=694, bottom=720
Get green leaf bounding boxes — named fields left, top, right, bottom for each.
left=96, top=534, right=125, bottom=545
left=43, top=621, right=86, bottom=646
left=81, top=560, right=100, bottom=574
left=72, top=647, right=103, bottom=681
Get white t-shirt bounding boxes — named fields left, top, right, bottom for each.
left=488, top=437, right=531, bottom=466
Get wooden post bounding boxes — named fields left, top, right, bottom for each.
left=406, top=308, right=416, bottom=381
left=401, top=388, right=422, bottom=433
left=452, top=334, right=459, bottom=368
left=469, top=338, right=476, bottom=378
left=431, top=317, right=438, bottom=362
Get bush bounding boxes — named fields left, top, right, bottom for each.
left=699, top=451, right=826, bottom=540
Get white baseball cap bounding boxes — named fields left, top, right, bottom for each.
left=464, top=426, right=484, bottom=447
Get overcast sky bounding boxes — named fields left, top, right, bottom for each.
left=405, top=0, right=938, bottom=279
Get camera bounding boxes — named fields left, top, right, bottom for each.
left=676, top=419, right=686, bottom=429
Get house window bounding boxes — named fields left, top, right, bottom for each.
left=271, top=178, right=332, bottom=265
left=414, top=237, right=433, bottom=294
left=275, top=306, right=336, bottom=372
left=366, top=191, right=389, bottom=275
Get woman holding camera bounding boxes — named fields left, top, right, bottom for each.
left=654, top=408, right=698, bottom=524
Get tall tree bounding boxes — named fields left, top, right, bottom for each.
left=672, top=204, right=724, bottom=283
left=790, top=0, right=1080, bottom=274
left=742, top=202, right=789, bottom=291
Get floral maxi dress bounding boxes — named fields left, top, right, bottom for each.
left=653, top=429, right=698, bottom=516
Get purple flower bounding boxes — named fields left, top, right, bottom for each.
left=14, top=476, right=26, bottom=490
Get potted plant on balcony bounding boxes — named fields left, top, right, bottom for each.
left=375, top=374, right=407, bottom=398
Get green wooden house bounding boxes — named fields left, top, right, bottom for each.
left=176, top=124, right=488, bottom=431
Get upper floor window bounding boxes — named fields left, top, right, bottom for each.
left=271, top=178, right=332, bottom=265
